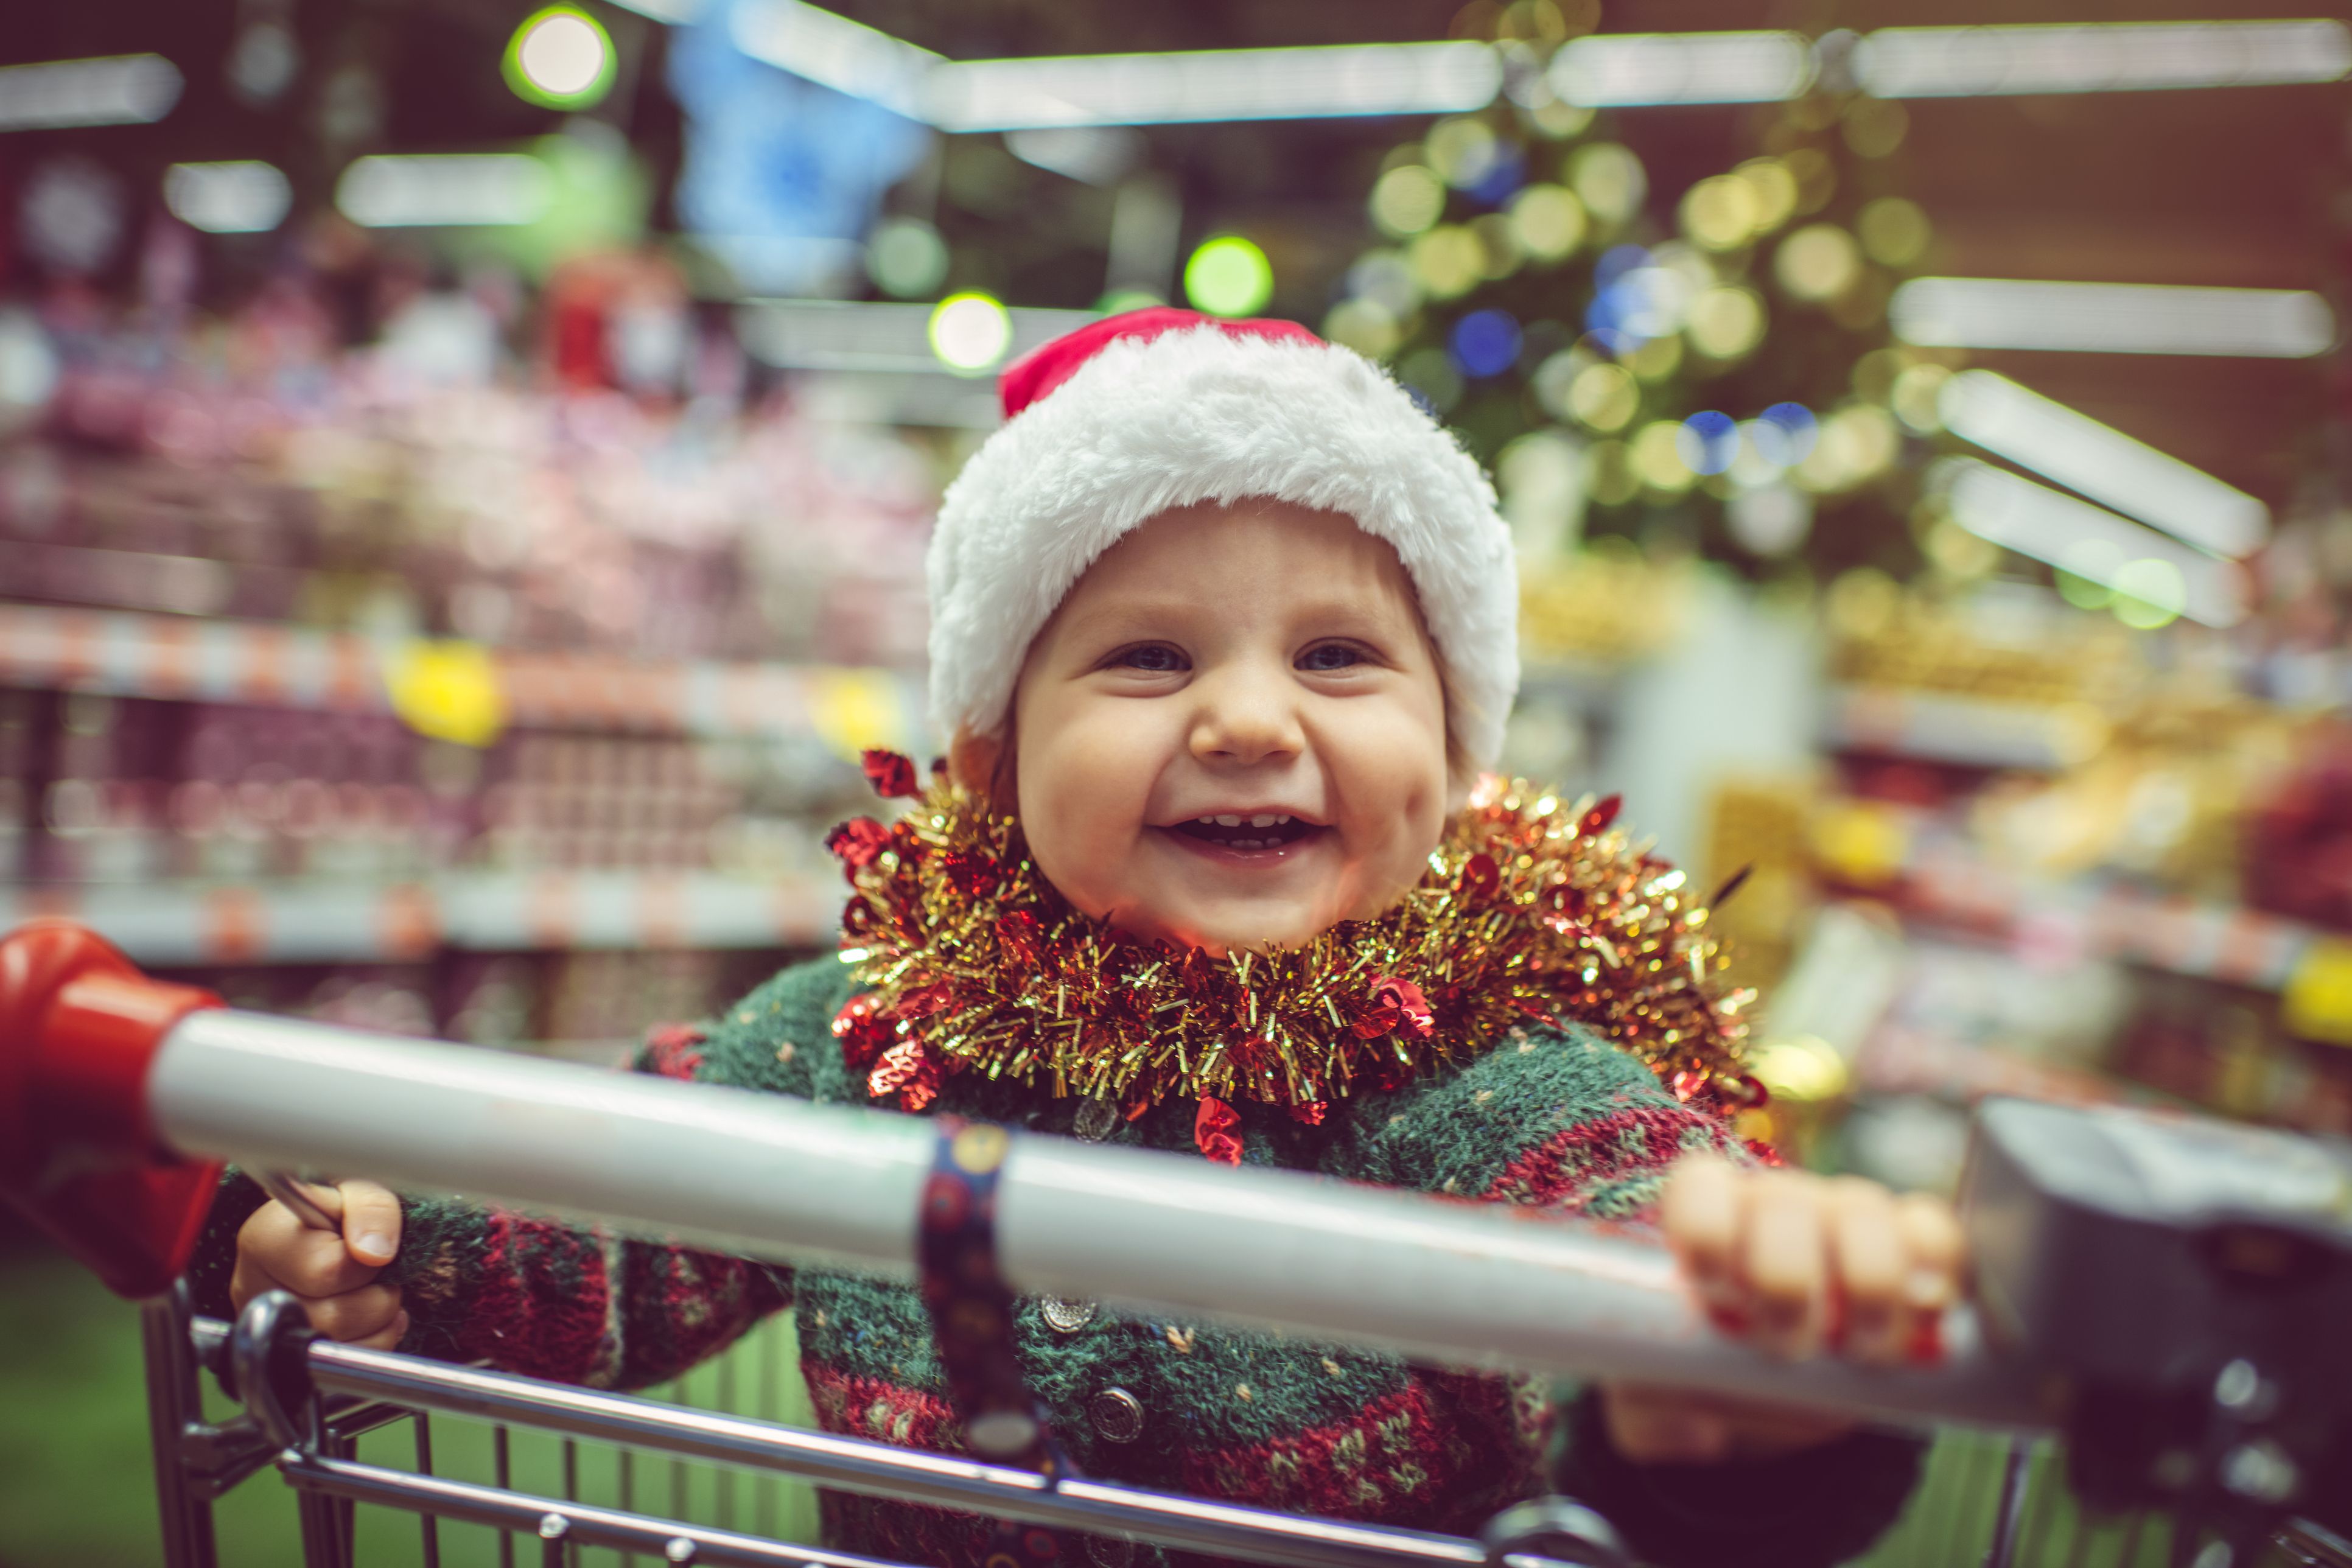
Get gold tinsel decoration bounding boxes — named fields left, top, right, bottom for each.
left=826, top=754, right=1756, bottom=1138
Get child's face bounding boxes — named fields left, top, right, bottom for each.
left=990, top=500, right=1451, bottom=954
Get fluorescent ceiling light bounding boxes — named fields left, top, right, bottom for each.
left=736, top=298, right=1097, bottom=375
left=0, top=54, right=183, bottom=132
left=604, top=0, right=705, bottom=19
left=1939, top=371, right=2268, bottom=559
left=1549, top=31, right=1814, bottom=105
left=729, top=0, right=937, bottom=119
left=1892, top=278, right=2335, bottom=359
left=164, top=161, right=292, bottom=235
left=926, top=42, right=1501, bottom=130
left=1852, top=19, right=2351, bottom=97
left=1931, top=457, right=2247, bottom=627
left=335, top=155, right=554, bottom=228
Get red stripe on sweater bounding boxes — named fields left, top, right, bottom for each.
left=803, top=1362, right=965, bottom=1453
left=1479, top=1104, right=1721, bottom=1214
left=458, top=1211, right=615, bottom=1383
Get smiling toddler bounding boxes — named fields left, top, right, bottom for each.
left=201, top=309, right=1958, bottom=1568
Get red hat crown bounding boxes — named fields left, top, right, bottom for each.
left=996, top=307, right=1322, bottom=419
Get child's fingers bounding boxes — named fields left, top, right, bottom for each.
left=337, top=1180, right=403, bottom=1267
left=1888, top=1192, right=1965, bottom=1365
left=296, top=1283, right=404, bottom=1345
left=1824, top=1178, right=1906, bottom=1363
left=1660, top=1153, right=1744, bottom=1307
left=239, top=1199, right=385, bottom=1299
left=351, top=1310, right=411, bottom=1353
left=1741, top=1171, right=1829, bottom=1359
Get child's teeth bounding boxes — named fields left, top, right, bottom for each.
left=1214, top=814, right=1242, bottom=827
left=1250, top=814, right=1276, bottom=828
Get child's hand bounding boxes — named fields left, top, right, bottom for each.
left=1598, top=1154, right=1965, bottom=1465
left=229, top=1179, right=408, bottom=1349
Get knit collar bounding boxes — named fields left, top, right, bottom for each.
left=824, top=752, right=1755, bottom=1161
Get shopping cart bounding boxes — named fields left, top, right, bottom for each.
left=5, top=920, right=2350, bottom=1568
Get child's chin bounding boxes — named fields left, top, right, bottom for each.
left=1149, top=898, right=1337, bottom=956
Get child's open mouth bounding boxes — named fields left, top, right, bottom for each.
left=1167, top=813, right=1322, bottom=853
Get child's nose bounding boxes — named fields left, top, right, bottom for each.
left=1186, top=666, right=1306, bottom=766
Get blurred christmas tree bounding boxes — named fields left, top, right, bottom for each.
left=1323, top=3, right=1967, bottom=591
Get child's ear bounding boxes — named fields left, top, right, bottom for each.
left=950, top=727, right=1008, bottom=803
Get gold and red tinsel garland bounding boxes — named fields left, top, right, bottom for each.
left=825, top=751, right=1759, bottom=1161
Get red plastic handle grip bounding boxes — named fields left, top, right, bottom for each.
left=0, top=920, right=227, bottom=1297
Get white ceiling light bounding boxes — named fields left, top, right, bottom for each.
left=0, top=54, right=183, bottom=133
left=1938, top=371, right=2268, bottom=559
left=1549, top=32, right=1815, bottom=105
left=335, top=155, right=555, bottom=228
left=1852, top=19, right=2351, bottom=97
left=1931, top=457, right=2249, bottom=628
left=728, top=0, right=937, bottom=119
left=164, top=161, right=293, bottom=236
left=926, top=42, right=1502, bottom=130
left=1892, top=278, right=2336, bottom=359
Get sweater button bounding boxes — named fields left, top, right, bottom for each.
left=1040, top=1297, right=1098, bottom=1334
left=1085, top=1536, right=1135, bottom=1568
left=1073, top=1099, right=1119, bottom=1141
left=1088, top=1387, right=1144, bottom=1444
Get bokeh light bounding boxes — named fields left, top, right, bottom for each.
left=1450, top=309, right=1523, bottom=378
left=1185, top=236, right=1274, bottom=317
left=1732, top=157, right=1800, bottom=232
left=503, top=7, right=615, bottom=111
left=1675, top=411, right=1739, bottom=475
left=1426, top=118, right=1500, bottom=189
left=1685, top=286, right=1765, bottom=359
left=1679, top=175, right=1759, bottom=251
left=1891, top=362, right=1953, bottom=432
left=1396, top=346, right=1463, bottom=414
left=1748, top=402, right=1819, bottom=465
left=1630, top=420, right=1696, bottom=492
left=2112, top=558, right=2188, bottom=629
left=928, top=292, right=1013, bottom=375
left=1584, top=439, right=1639, bottom=505
left=1507, top=184, right=1587, bottom=262
left=1408, top=226, right=1485, bottom=299
left=1370, top=164, right=1446, bottom=239
left=866, top=217, right=948, bottom=298
left=1858, top=197, right=1933, bottom=267
left=1324, top=298, right=1401, bottom=359
left=1567, top=143, right=1646, bottom=228
left=1566, top=362, right=1640, bottom=432
left=1774, top=224, right=1862, bottom=302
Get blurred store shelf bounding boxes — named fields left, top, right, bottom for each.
left=1812, top=803, right=2334, bottom=998
left=0, top=601, right=925, bottom=744
left=1824, top=685, right=2106, bottom=771
left=0, top=870, right=839, bottom=964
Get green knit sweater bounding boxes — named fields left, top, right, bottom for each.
left=189, top=956, right=1922, bottom=1568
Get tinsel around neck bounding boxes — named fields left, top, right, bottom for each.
left=824, top=752, right=1757, bottom=1146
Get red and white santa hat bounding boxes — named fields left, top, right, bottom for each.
left=926, top=306, right=1520, bottom=769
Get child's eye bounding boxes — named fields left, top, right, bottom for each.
left=1110, top=643, right=1189, bottom=673
left=1297, top=642, right=1368, bottom=671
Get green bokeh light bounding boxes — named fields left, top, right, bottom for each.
left=929, top=292, right=1013, bottom=374
left=1184, top=236, right=1273, bottom=318
left=2110, top=557, right=2187, bottom=630
left=503, top=7, right=617, bottom=111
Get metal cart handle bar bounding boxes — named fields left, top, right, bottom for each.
left=2, top=917, right=2037, bottom=1432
